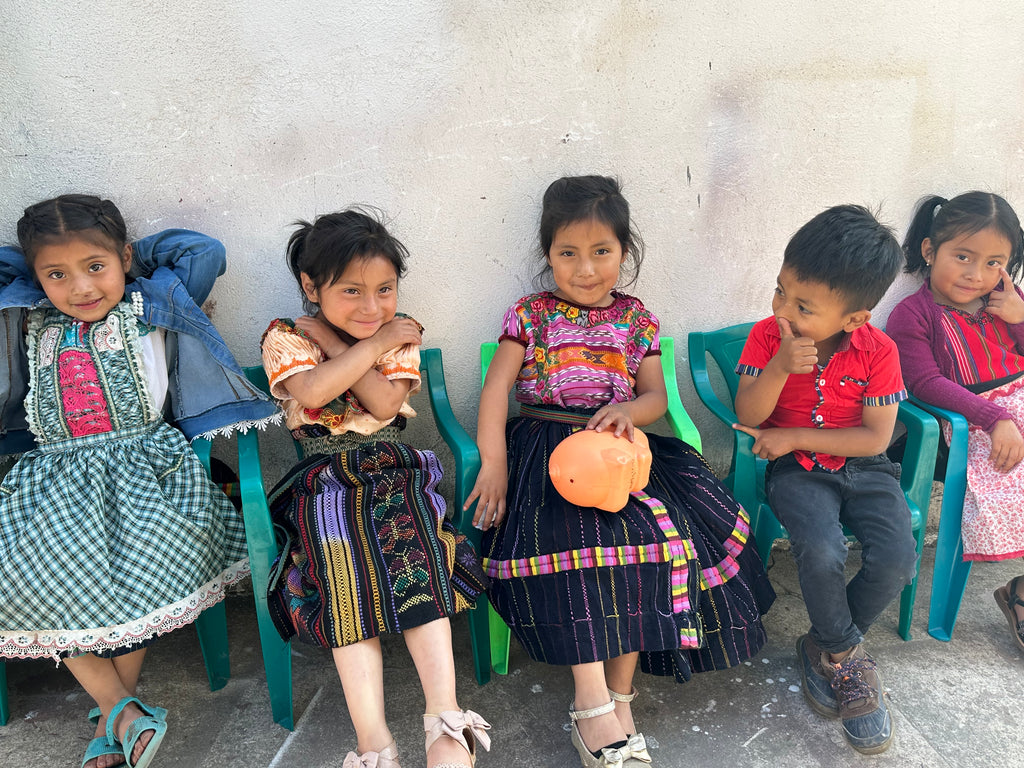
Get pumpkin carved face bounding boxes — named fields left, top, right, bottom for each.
left=548, top=429, right=652, bottom=512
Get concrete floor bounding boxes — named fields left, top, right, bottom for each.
left=1, top=543, right=1022, bottom=768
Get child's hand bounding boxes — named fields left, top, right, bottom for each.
left=732, top=424, right=796, bottom=460
left=295, top=314, right=347, bottom=358
left=587, top=404, right=635, bottom=440
left=370, top=317, right=423, bottom=355
left=464, top=463, right=508, bottom=531
left=986, top=267, right=1024, bottom=325
left=773, top=317, right=818, bottom=374
left=989, top=419, right=1024, bottom=473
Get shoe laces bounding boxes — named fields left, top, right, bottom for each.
left=829, top=657, right=878, bottom=704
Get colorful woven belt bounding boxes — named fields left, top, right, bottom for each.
left=519, top=404, right=592, bottom=426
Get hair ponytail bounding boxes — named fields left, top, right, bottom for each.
left=902, top=195, right=946, bottom=275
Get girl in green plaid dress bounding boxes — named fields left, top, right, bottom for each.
left=0, top=196, right=261, bottom=768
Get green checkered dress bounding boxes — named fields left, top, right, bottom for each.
left=0, top=304, right=249, bottom=659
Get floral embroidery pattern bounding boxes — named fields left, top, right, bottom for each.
left=504, top=291, right=660, bottom=409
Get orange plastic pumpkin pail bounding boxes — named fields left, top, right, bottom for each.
left=548, top=428, right=652, bottom=512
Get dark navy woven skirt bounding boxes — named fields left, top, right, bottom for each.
left=482, top=412, right=775, bottom=682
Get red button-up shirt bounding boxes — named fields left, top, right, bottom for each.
left=737, top=317, right=907, bottom=471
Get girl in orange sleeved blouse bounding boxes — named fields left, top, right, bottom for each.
left=260, top=208, right=490, bottom=768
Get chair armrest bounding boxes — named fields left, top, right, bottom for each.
left=659, top=337, right=702, bottom=452
left=907, top=395, right=969, bottom=477
left=236, top=428, right=282, bottom=578
left=191, top=436, right=213, bottom=474
left=687, top=332, right=741, bottom=428
left=895, top=400, right=940, bottom=525
left=420, top=348, right=482, bottom=543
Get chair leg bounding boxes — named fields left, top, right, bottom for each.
left=751, top=505, right=785, bottom=566
left=0, top=660, right=8, bottom=726
left=897, top=525, right=926, bottom=640
left=488, top=602, right=510, bottom=676
left=466, top=600, right=492, bottom=686
left=194, top=602, right=230, bottom=691
left=253, top=596, right=294, bottom=730
left=928, top=503, right=973, bottom=641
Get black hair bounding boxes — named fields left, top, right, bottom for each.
left=16, top=194, right=129, bottom=268
left=535, top=175, right=645, bottom=288
left=902, top=191, right=1024, bottom=281
left=286, top=207, right=409, bottom=314
left=783, top=204, right=903, bottom=311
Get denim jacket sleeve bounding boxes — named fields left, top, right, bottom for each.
left=127, top=229, right=226, bottom=306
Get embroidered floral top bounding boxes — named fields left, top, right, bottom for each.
left=500, top=291, right=660, bottom=408
left=260, top=318, right=421, bottom=435
left=26, top=303, right=166, bottom=442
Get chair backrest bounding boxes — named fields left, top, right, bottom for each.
left=480, top=336, right=702, bottom=451
left=687, top=321, right=754, bottom=405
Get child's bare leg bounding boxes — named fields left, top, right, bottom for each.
left=331, top=638, right=393, bottom=755
left=64, top=652, right=153, bottom=768
left=604, top=652, right=639, bottom=735
left=404, top=617, right=470, bottom=767
left=571, top=660, right=628, bottom=753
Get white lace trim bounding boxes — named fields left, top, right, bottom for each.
left=193, top=411, right=283, bottom=442
left=0, top=559, right=251, bottom=660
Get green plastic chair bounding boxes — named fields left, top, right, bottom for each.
left=903, top=397, right=972, bottom=641
left=239, top=348, right=507, bottom=730
left=687, top=322, right=939, bottom=641
left=0, top=436, right=231, bottom=726
left=476, top=335, right=705, bottom=662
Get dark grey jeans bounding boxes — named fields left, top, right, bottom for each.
left=765, top=453, right=918, bottom=654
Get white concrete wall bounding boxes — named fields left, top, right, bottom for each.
left=3, top=1, right=1023, bottom=475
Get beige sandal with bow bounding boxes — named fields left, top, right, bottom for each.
left=423, top=709, right=492, bottom=767
left=570, top=699, right=652, bottom=768
left=608, top=687, right=652, bottom=765
left=342, top=739, right=401, bottom=768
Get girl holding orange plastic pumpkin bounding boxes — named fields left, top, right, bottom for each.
left=466, top=176, right=775, bottom=768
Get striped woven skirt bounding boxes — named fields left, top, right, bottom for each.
left=482, top=408, right=776, bottom=682
left=267, top=441, right=487, bottom=647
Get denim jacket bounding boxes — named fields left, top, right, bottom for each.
left=0, top=229, right=280, bottom=446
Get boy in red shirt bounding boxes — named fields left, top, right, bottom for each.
left=734, top=205, right=915, bottom=755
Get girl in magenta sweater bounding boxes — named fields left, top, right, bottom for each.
left=887, top=191, right=1024, bottom=651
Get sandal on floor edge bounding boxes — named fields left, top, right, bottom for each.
left=994, top=575, right=1024, bottom=652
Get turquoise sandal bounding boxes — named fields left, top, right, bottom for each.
left=85, top=707, right=123, bottom=768
left=82, top=736, right=127, bottom=768
left=105, top=697, right=168, bottom=768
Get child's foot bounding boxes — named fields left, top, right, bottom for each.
left=572, top=704, right=626, bottom=758
left=110, top=702, right=156, bottom=766
left=343, top=739, right=400, bottom=768
left=83, top=716, right=125, bottom=768
left=827, top=646, right=893, bottom=754
left=607, top=687, right=637, bottom=734
left=797, top=634, right=839, bottom=718
left=427, top=732, right=472, bottom=767
left=424, top=710, right=491, bottom=768
left=607, top=687, right=652, bottom=762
